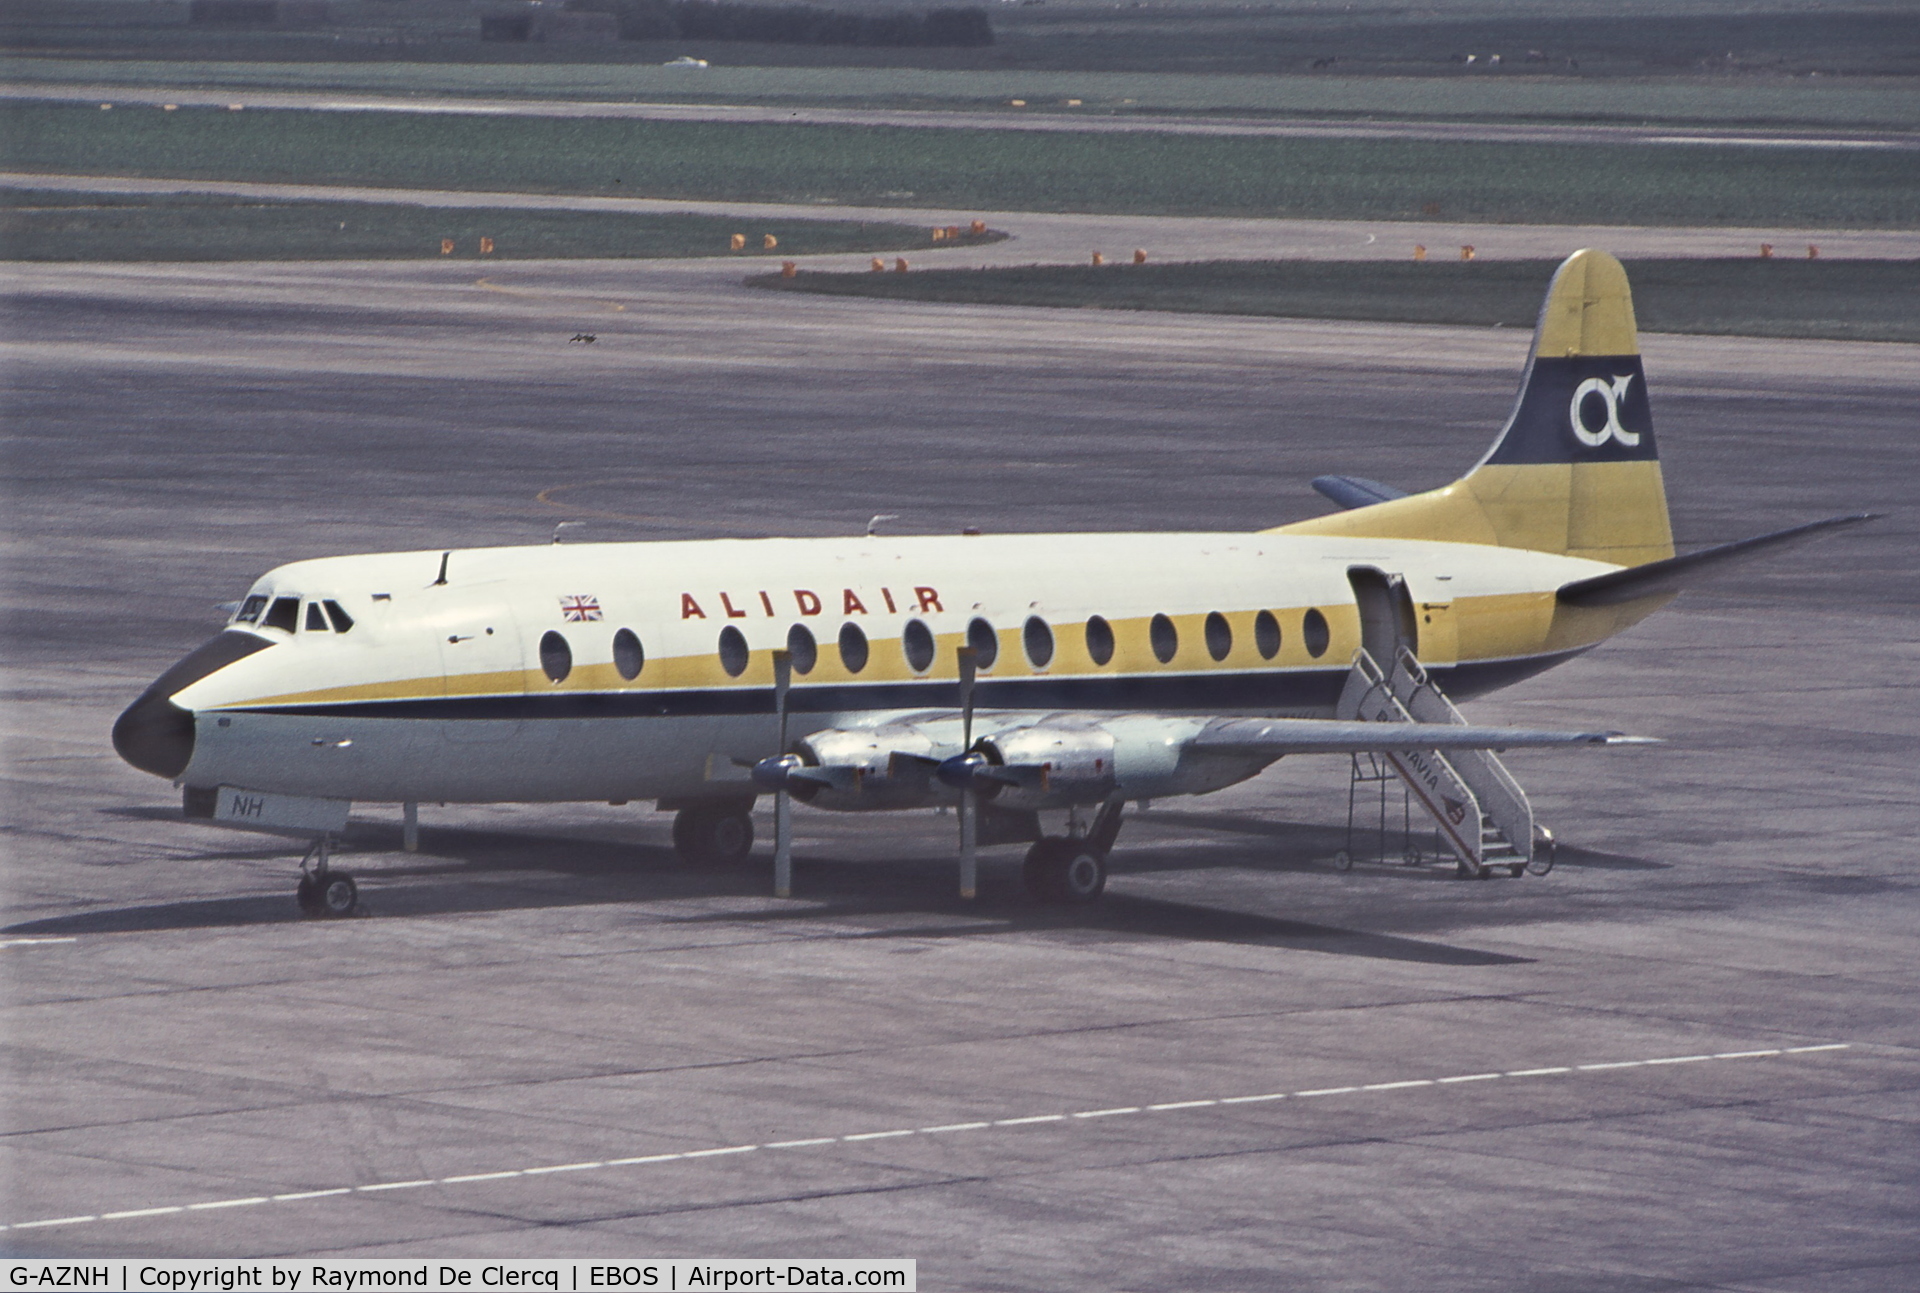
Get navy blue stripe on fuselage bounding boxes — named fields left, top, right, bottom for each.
left=234, top=649, right=1590, bottom=723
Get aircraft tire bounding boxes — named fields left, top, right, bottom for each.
left=1023, top=838, right=1106, bottom=904
left=320, top=873, right=358, bottom=917
left=673, top=806, right=755, bottom=866
left=296, top=875, right=323, bottom=918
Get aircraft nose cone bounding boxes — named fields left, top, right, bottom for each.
left=111, top=631, right=275, bottom=780
left=111, top=690, right=197, bottom=779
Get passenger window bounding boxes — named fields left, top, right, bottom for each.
left=1150, top=613, right=1178, bottom=664
left=1254, top=610, right=1281, bottom=660
left=1204, top=612, right=1232, bottom=662
left=540, top=630, right=572, bottom=683
left=234, top=594, right=268, bottom=624
left=787, top=623, right=817, bottom=675
left=718, top=625, right=750, bottom=678
left=305, top=602, right=329, bottom=632
left=1303, top=608, right=1331, bottom=658
left=262, top=597, right=300, bottom=633
left=613, top=627, right=644, bottom=680
left=966, top=616, right=998, bottom=670
left=1085, top=615, right=1115, bottom=666
left=1023, top=615, right=1054, bottom=668
left=902, top=619, right=935, bottom=673
left=323, top=600, right=354, bottom=633
left=838, top=622, right=869, bottom=674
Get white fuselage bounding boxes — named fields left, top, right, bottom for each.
left=161, top=531, right=1618, bottom=806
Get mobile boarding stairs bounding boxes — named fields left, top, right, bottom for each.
left=1335, top=647, right=1556, bottom=880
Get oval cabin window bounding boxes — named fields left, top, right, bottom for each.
left=1204, top=611, right=1232, bottom=661
left=902, top=619, right=935, bottom=673
left=1023, top=616, right=1054, bottom=668
left=1150, top=613, right=1178, bottom=664
left=787, top=623, right=818, bottom=675
left=1254, top=610, right=1281, bottom=660
left=539, top=630, right=572, bottom=683
left=717, top=625, right=750, bottom=677
left=1303, top=608, right=1331, bottom=658
left=966, top=616, right=999, bottom=670
left=612, top=628, right=644, bottom=680
left=1084, top=615, right=1115, bottom=666
left=839, top=622, right=869, bottom=674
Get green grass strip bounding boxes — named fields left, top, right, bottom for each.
left=750, top=258, right=1920, bottom=344
left=5, top=100, right=1915, bottom=227
left=0, top=188, right=978, bottom=261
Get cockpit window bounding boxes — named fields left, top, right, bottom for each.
left=305, top=602, right=329, bottom=632
left=262, top=597, right=300, bottom=633
left=323, top=600, right=354, bottom=633
left=233, top=594, right=269, bottom=625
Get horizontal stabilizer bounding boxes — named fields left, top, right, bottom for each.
left=1192, top=717, right=1654, bottom=758
left=1556, top=513, right=1878, bottom=608
left=1311, top=475, right=1410, bottom=510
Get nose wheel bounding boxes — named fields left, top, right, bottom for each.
left=296, top=835, right=359, bottom=918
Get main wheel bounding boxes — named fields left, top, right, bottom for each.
left=1057, top=848, right=1108, bottom=904
left=673, top=806, right=755, bottom=865
left=1023, top=838, right=1107, bottom=904
left=296, top=874, right=323, bottom=918
left=319, top=873, right=358, bottom=917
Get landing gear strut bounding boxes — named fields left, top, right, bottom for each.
left=296, top=835, right=358, bottom=918
left=673, top=802, right=755, bottom=865
left=1022, top=794, right=1125, bottom=904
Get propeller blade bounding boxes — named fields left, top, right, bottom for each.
left=957, top=646, right=977, bottom=900
left=771, top=649, right=793, bottom=899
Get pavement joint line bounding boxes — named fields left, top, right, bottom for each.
left=1, top=1043, right=1852, bottom=1234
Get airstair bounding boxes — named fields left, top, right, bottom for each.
left=1335, top=647, right=1554, bottom=879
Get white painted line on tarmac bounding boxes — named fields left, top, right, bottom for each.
left=2, top=1043, right=1854, bottom=1235
left=0, top=938, right=77, bottom=948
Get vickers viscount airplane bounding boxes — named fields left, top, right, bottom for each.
left=113, top=250, right=1866, bottom=917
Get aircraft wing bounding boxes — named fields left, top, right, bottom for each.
left=1190, top=716, right=1651, bottom=757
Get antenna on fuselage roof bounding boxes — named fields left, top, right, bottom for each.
left=552, top=521, right=587, bottom=544
left=432, top=551, right=450, bottom=586
left=866, top=513, right=900, bottom=537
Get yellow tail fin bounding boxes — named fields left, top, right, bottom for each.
left=1275, top=249, right=1675, bottom=567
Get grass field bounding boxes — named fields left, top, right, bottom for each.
left=749, top=258, right=1920, bottom=344
left=0, top=188, right=980, bottom=261
left=6, top=101, right=1916, bottom=228
left=9, top=59, right=1918, bottom=130
left=5, top=0, right=1915, bottom=78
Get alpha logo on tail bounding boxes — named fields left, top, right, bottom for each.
left=1571, top=373, right=1640, bottom=448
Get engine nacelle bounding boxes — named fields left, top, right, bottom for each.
left=771, top=722, right=962, bottom=811
left=978, top=725, right=1118, bottom=801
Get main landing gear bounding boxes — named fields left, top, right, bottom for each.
left=673, top=801, right=755, bottom=866
left=295, top=834, right=359, bottom=918
left=1021, top=795, right=1126, bottom=904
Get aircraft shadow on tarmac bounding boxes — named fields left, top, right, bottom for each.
left=8, top=815, right=1544, bottom=965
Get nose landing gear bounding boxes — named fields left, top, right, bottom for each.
left=296, top=835, right=360, bottom=918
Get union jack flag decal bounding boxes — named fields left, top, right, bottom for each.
left=560, top=595, right=603, bottom=623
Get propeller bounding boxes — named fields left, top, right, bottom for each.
left=770, top=650, right=793, bottom=897
left=956, top=645, right=977, bottom=900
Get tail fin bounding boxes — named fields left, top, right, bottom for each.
left=1275, top=249, right=1675, bottom=567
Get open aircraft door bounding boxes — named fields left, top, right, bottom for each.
left=1347, top=566, right=1425, bottom=664
left=1403, top=573, right=1458, bottom=666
